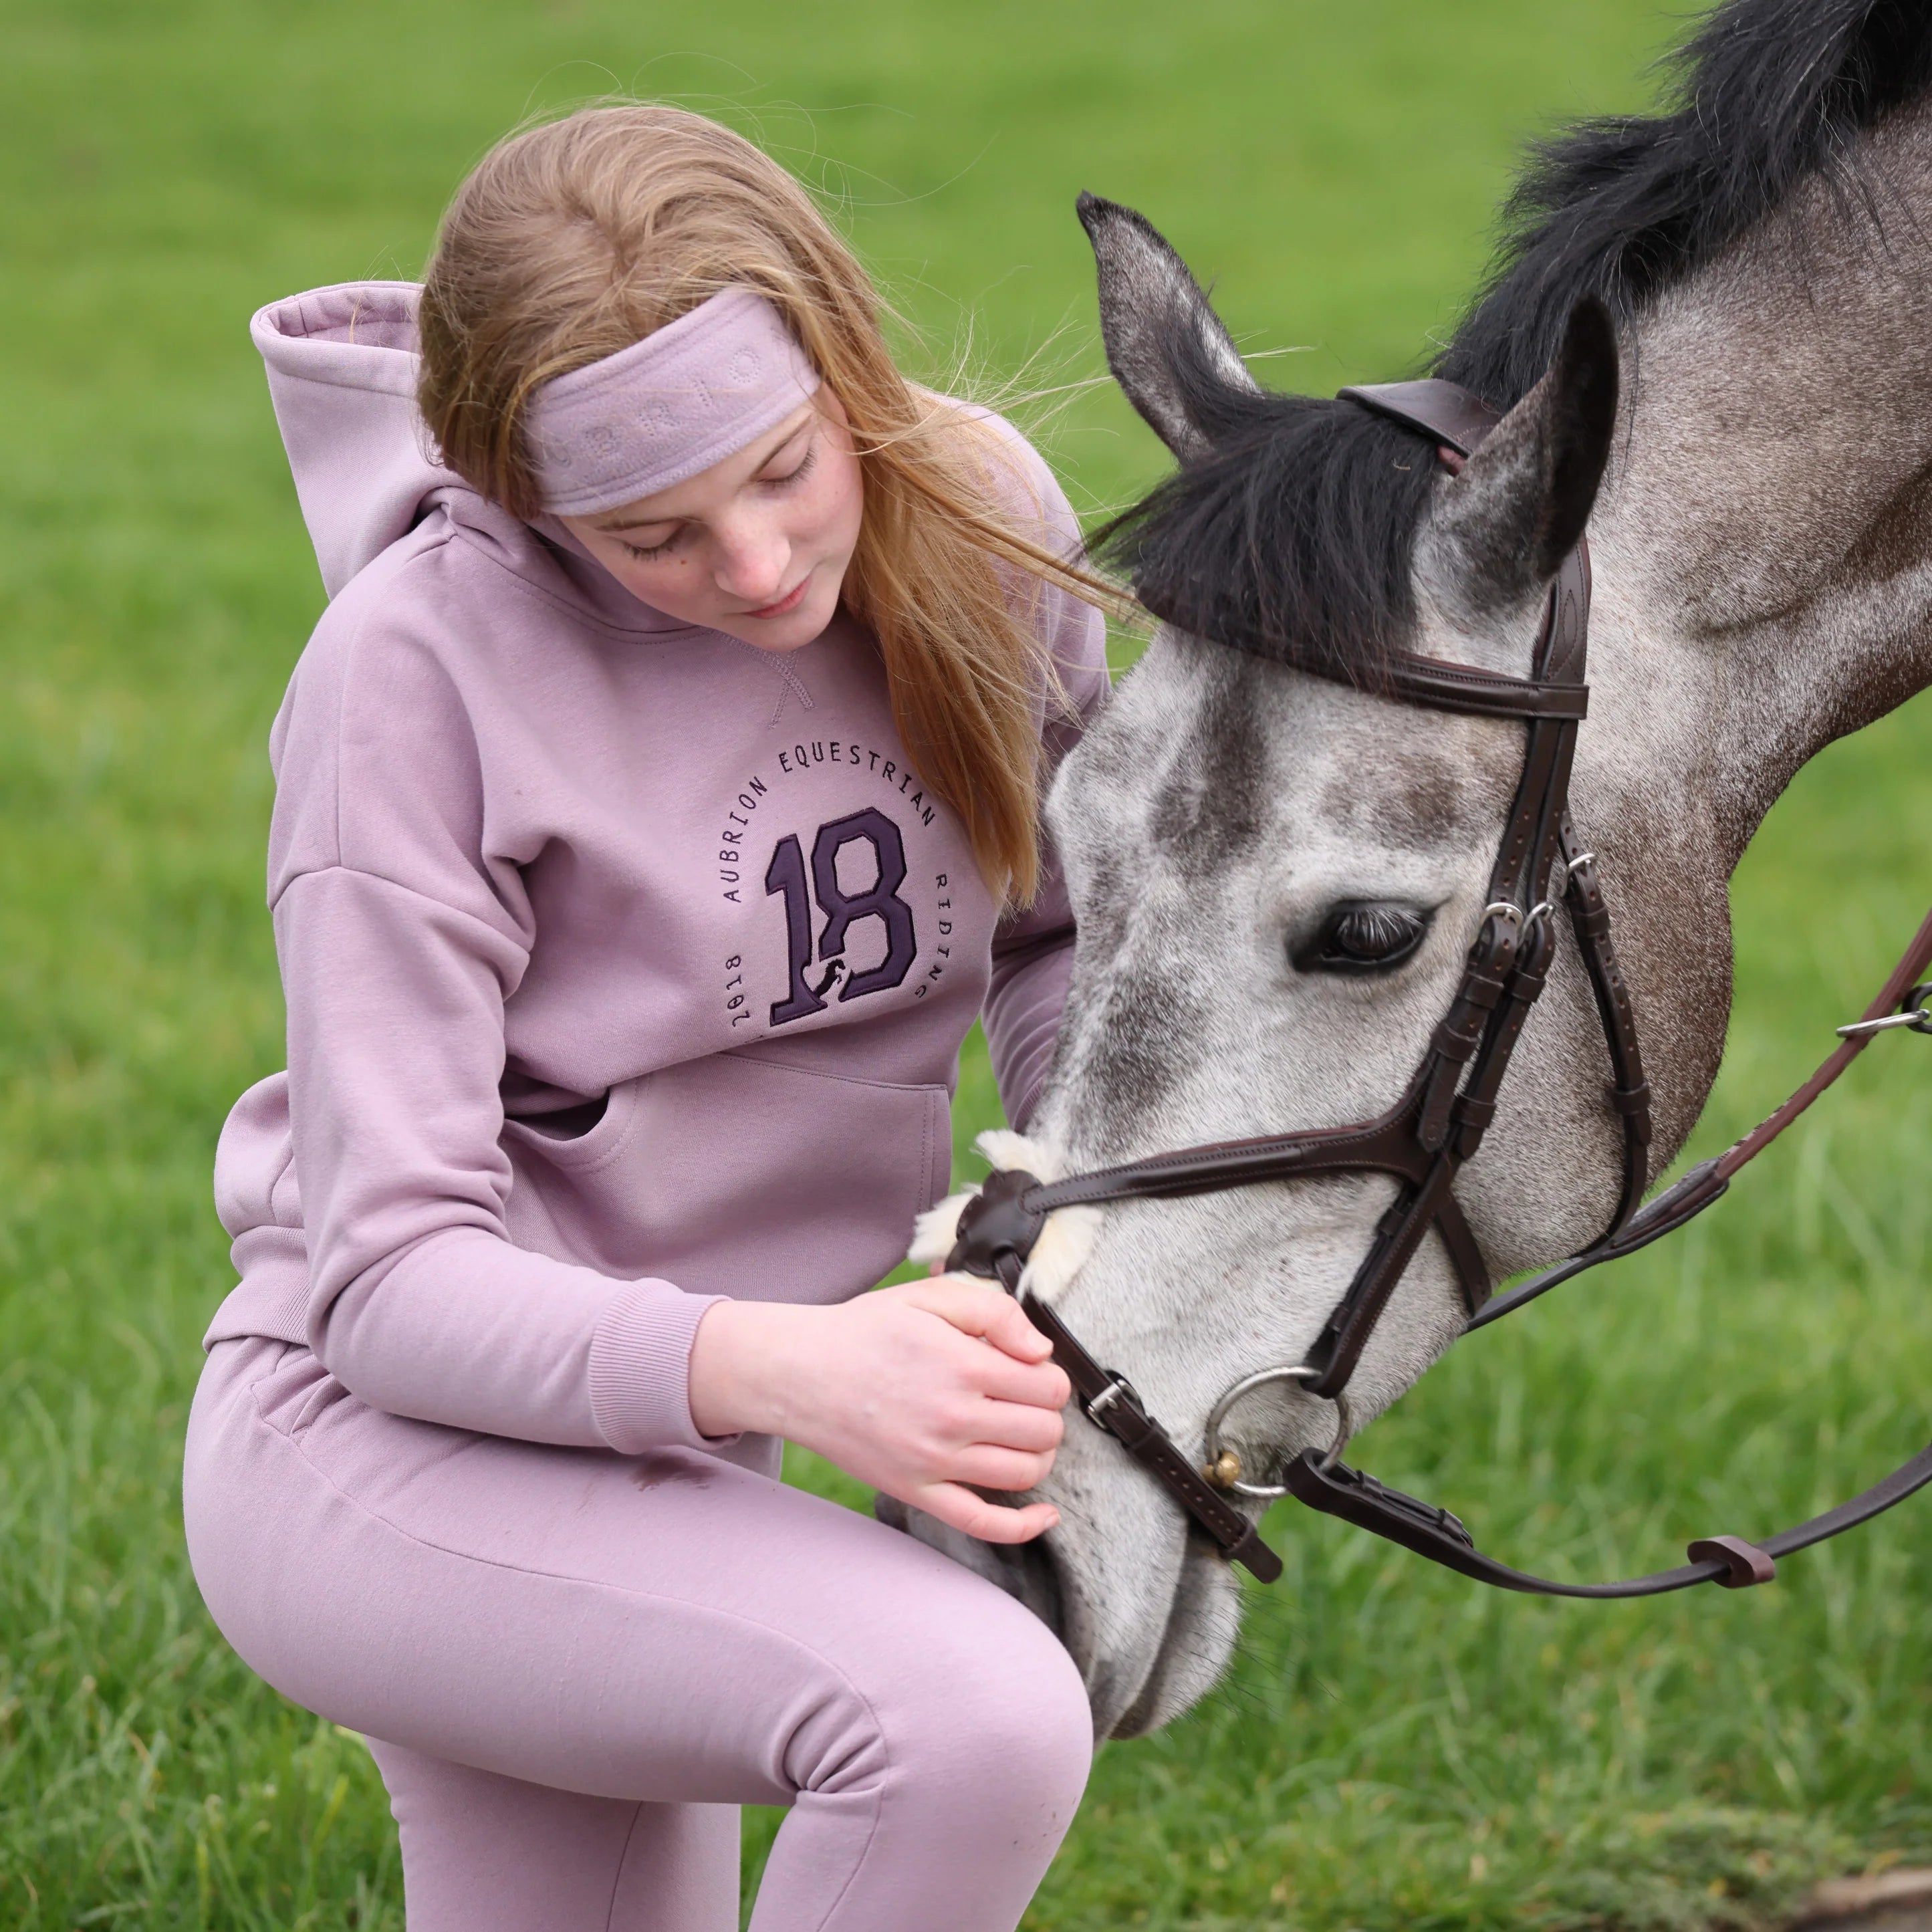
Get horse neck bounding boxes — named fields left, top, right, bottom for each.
left=1590, top=94, right=1932, bottom=875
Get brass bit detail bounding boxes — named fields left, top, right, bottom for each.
left=1204, top=1449, right=1242, bottom=1489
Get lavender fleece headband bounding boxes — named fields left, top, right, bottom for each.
left=527, top=289, right=821, bottom=517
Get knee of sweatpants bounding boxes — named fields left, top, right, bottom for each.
left=800, top=1591, right=1093, bottom=1824
left=939, top=1606, right=1094, bottom=1818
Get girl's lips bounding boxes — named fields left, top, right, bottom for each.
left=746, top=576, right=810, bottom=620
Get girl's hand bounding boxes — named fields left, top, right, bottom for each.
left=688, top=1283, right=1070, bottom=1544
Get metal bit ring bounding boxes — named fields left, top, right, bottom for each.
left=1202, top=1366, right=1352, bottom=1499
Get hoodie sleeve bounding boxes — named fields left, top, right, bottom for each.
left=267, top=563, right=725, bottom=1453
left=975, top=429, right=1112, bottom=1129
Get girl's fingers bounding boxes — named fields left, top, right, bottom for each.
left=947, top=1444, right=1056, bottom=1491
left=955, top=1394, right=1064, bottom=1453
left=915, top=1483, right=1060, bottom=1546
left=972, top=1352, right=1072, bottom=1415
left=911, top=1279, right=1054, bottom=1362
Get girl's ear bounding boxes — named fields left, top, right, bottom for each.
left=1078, top=192, right=1259, bottom=463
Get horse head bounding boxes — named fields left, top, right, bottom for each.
left=907, top=1, right=1932, bottom=1739
left=1021, top=207, right=1657, bottom=1737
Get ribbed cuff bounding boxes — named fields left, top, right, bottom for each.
left=588, top=1282, right=733, bottom=1455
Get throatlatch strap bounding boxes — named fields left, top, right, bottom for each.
left=1473, top=895, right=1932, bottom=1329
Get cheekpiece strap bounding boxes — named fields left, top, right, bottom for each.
left=945, top=1172, right=1285, bottom=1584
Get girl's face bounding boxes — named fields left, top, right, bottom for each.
left=561, top=390, right=865, bottom=652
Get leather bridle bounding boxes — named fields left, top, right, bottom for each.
left=946, top=378, right=1932, bottom=1598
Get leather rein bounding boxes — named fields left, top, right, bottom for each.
left=946, top=378, right=1932, bottom=1598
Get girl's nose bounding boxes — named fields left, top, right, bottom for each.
left=711, top=515, right=790, bottom=605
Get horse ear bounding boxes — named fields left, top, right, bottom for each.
left=1078, top=192, right=1260, bottom=461
left=1432, top=298, right=1619, bottom=616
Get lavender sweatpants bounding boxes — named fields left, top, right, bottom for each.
left=183, top=1336, right=1093, bottom=1931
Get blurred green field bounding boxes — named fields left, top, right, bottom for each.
left=6, top=0, right=1932, bottom=1925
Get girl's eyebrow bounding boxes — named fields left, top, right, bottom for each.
left=594, top=509, right=684, bottom=533
left=755, top=420, right=812, bottom=466
left=591, top=420, right=813, bottom=533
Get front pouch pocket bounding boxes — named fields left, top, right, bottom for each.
left=499, top=1052, right=950, bottom=1303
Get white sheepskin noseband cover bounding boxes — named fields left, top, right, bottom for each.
left=907, top=1130, right=1101, bottom=1305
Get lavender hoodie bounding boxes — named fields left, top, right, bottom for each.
left=208, top=282, right=1108, bottom=1456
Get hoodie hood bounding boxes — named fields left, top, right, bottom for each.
left=251, top=282, right=463, bottom=598
left=251, top=281, right=694, bottom=636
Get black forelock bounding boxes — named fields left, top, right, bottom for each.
left=1095, top=394, right=1437, bottom=689
left=1101, top=0, right=1932, bottom=681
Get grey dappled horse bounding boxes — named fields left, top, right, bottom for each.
left=918, top=0, right=1932, bottom=1737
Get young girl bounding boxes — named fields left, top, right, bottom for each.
left=183, top=104, right=1112, bottom=1932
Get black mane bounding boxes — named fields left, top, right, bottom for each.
left=1103, top=0, right=1932, bottom=679
left=1440, top=0, right=1932, bottom=408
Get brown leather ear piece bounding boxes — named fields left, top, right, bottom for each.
left=1338, top=377, right=1501, bottom=456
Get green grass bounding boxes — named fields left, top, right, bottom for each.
left=4, top=0, right=1931, bottom=1924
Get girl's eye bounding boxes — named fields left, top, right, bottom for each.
left=621, top=530, right=682, bottom=561
left=614, top=437, right=816, bottom=562
left=1292, top=902, right=1432, bottom=975
left=759, top=441, right=818, bottom=490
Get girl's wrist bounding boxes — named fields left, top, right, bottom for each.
left=689, top=1299, right=805, bottom=1439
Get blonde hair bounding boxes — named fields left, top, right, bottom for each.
left=417, top=102, right=1114, bottom=904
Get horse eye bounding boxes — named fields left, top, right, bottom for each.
left=1294, top=901, right=1431, bottom=974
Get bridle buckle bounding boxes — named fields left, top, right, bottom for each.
left=1082, top=1372, right=1139, bottom=1429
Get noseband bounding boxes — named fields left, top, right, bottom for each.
left=947, top=379, right=1932, bottom=1598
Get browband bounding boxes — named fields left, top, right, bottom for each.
left=1140, top=377, right=1583, bottom=721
